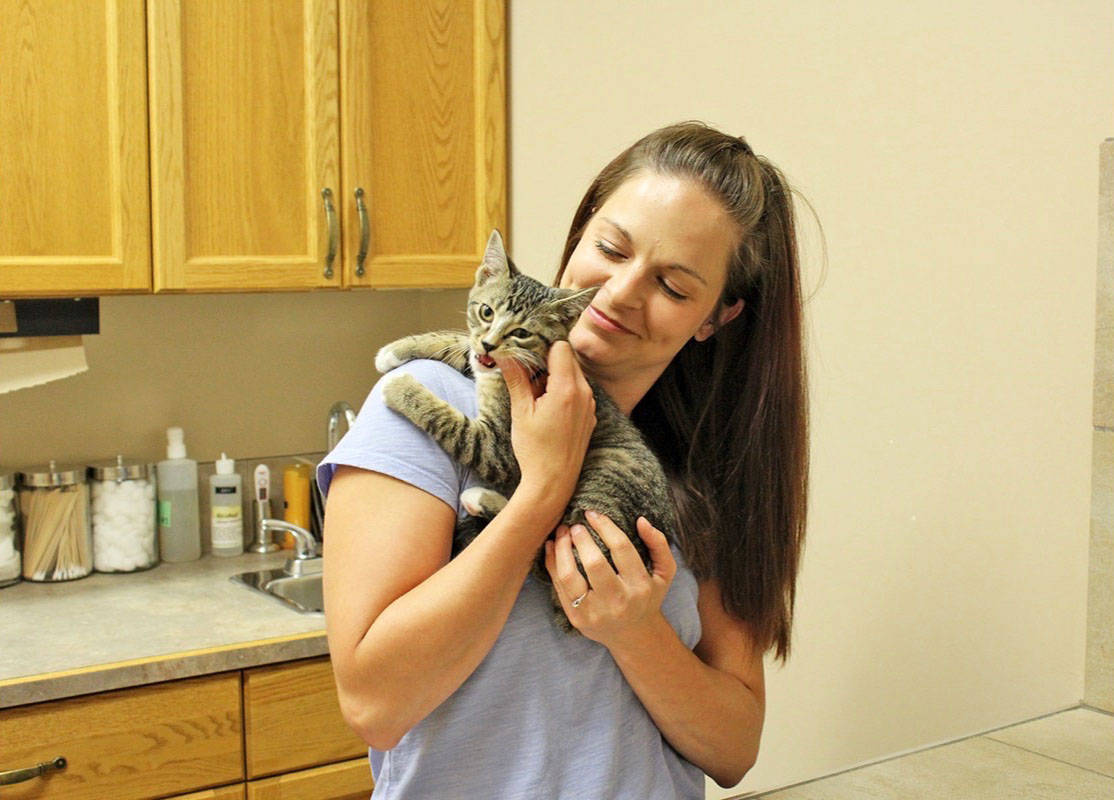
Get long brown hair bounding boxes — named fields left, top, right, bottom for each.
left=556, top=122, right=809, bottom=662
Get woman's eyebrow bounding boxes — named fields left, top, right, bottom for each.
left=600, top=217, right=707, bottom=286
left=600, top=216, right=633, bottom=243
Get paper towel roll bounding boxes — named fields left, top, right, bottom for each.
left=0, top=336, right=88, bottom=394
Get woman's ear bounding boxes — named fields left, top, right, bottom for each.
left=694, top=298, right=744, bottom=342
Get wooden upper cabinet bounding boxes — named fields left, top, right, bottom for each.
left=0, top=0, right=151, bottom=297
left=341, top=0, right=506, bottom=288
left=1, top=0, right=504, bottom=296
left=148, top=0, right=342, bottom=292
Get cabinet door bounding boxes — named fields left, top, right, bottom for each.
left=243, top=657, right=366, bottom=779
left=247, top=758, right=372, bottom=800
left=0, top=0, right=150, bottom=296
left=148, top=0, right=341, bottom=292
left=340, top=0, right=506, bottom=288
left=0, top=673, right=243, bottom=800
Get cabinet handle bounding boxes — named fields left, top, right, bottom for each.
left=0, top=756, right=67, bottom=786
left=322, top=187, right=338, bottom=279
left=355, top=187, right=370, bottom=277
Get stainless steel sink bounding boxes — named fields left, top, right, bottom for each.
left=231, top=563, right=323, bottom=613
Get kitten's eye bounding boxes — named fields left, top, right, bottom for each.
left=509, top=328, right=531, bottom=339
left=478, top=304, right=494, bottom=321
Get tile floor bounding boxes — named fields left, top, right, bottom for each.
left=750, top=706, right=1114, bottom=799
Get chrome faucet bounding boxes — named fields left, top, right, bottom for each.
left=327, top=401, right=356, bottom=452
left=259, top=519, right=321, bottom=576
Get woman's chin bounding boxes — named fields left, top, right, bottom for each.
left=568, top=326, right=621, bottom=372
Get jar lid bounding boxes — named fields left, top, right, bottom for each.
left=0, top=471, right=14, bottom=491
left=17, top=460, right=86, bottom=487
left=87, top=455, right=153, bottom=481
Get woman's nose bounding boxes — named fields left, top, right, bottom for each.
left=605, top=264, right=644, bottom=309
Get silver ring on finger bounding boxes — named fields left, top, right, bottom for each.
left=571, top=591, right=588, bottom=608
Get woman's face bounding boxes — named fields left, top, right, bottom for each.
left=560, top=170, right=740, bottom=385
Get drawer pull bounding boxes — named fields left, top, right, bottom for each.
left=322, top=187, right=338, bottom=279
left=355, top=187, right=369, bottom=277
left=0, top=756, right=67, bottom=785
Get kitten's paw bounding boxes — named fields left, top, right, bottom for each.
left=380, top=372, right=424, bottom=411
left=375, top=344, right=406, bottom=374
left=459, top=487, right=509, bottom=518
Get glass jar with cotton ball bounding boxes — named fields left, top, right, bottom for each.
left=88, top=456, right=158, bottom=573
left=0, top=471, right=20, bottom=587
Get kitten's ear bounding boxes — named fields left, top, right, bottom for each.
left=475, top=229, right=510, bottom=286
left=549, top=286, right=599, bottom=326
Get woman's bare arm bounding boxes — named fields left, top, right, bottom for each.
left=325, top=343, right=596, bottom=749
left=324, top=468, right=566, bottom=749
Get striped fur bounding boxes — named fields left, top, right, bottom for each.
left=376, top=231, right=677, bottom=630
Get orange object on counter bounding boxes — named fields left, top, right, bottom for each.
left=281, top=463, right=312, bottom=549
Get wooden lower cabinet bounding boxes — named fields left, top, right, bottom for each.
left=247, top=757, right=373, bottom=799
left=0, top=673, right=243, bottom=799
left=244, top=658, right=368, bottom=778
left=169, top=785, right=246, bottom=800
left=1, top=657, right=371, bottom=800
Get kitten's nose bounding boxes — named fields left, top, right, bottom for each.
left=481, top=340, right=496, bottom=353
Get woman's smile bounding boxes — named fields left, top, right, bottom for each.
left=586, top=305, right=638, bottom=335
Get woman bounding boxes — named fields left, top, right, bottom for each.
left=319, top=121, right=808, bottom=797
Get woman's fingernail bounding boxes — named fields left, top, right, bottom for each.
left=585, top=509, right=599, bottom=520
left=571, top=524, right=587, bottom=537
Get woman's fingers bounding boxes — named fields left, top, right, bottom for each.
left=636, top=516, right=677, bottom=583
left=546, top=525, right=589, bottom=601
left=495, top=355, right=536, bottom=410
left=583, top=510, right=650, bottom=577
left=546, top=342, right=594, bottom=401
left=570, top=524, right=624, bottom=594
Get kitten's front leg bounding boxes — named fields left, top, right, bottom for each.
left=375, top=330, right=471, bottom=375
left=381, top=373, right=499, bottom=472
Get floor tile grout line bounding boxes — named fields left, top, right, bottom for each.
left=1080, top=702, right=1114, bottom=718
left=980, top=736, right=1114, bottom=781
left=737, top=703, right=1087, bottom=799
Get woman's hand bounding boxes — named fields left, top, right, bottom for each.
left=496, top=342, right=596, bottom=522
left=544, top=510, right=677, bottom=647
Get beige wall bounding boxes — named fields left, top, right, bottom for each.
left=1086, top=140, right=1113, bottom=711
left=510, top=1, right=1112, bottom=797
left=0, top=289, right=467, bottom=466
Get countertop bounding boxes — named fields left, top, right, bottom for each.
left=0, top=551, right=329, bottom=709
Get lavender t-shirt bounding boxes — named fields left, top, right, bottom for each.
left=318, top=359, right=705, bottom=799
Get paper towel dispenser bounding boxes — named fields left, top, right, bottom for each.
left=0, top=299, right=99, bottom=338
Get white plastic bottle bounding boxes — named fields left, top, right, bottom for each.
left=156, top=427, right=201, bottom=562
left=209, top=453, right=244, bottom=556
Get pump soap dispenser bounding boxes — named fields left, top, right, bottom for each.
left=156, top=427, right=201, bottom=562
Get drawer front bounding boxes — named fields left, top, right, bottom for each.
left=243, top=657, right=366, bottom=778
left=170, top=784, right=246, bottom=799
left=247, top=757, right=373, bottom=800
left=0, top=673, right=243, bottom=799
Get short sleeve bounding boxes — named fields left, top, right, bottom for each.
left=316, top=359, right=477, bottom=515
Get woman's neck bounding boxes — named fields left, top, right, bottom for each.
left=581, top=362, right=664, bottom=417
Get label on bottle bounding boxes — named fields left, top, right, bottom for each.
left=158, top=499, right=171, bottom=528
left=211, top=505, right=243, bottom=549
left=214, top=486, right=237, bottom=495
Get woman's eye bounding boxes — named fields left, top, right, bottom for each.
left=478, top=304, right=493, bottom=321
left=658, top=278, right=688, bottom=300
left=509, top=328, right=530, bottom=339
left=594, top=240, right=623, bottom=259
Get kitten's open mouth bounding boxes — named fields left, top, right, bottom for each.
left=476, top=354, right=497, bottom=369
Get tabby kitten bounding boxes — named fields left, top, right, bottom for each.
left=375, top=230, right=677, bottom=629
